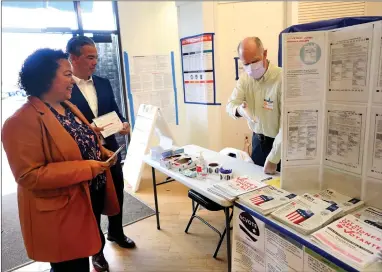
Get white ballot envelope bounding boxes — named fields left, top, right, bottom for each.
left=92, top=111, right=123, bottom=138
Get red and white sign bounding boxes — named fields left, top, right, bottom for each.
left=181, top=33, right=215, bottom=103
left=311, top=214, right=382, bottom=268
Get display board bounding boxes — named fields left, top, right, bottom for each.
left=180, top=33, right=220, bottom=105
left=122, top=104, right=175, bottom=192
left=281, top=21, right=382, bottom=208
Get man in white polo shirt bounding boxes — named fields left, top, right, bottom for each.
left=226, top=36, right=282, bottom=174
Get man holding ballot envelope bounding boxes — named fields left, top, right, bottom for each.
left=67, top=36, right=135, bottom=272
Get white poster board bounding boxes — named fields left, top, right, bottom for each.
left=372, top=22, right=382, bottom=104
left=232, top=206, right=266, bottom=272
left=265, top=224, right=304, bottom=271
left=281, top=30, right=328, bottom=189
left=281, top=21, right=382, bottom=208
left=123, top=104, right=175, bottom=192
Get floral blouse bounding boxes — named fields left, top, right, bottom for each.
left=48, top=104, right=106, bottom=191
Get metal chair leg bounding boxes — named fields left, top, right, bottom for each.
left=185, top=203, right=200, bottom=233
left=213, top=208, right=234, bottom=258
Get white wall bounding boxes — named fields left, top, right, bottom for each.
left=215, top=1, right=286, bottom=150
left=118, top=1, right=287, bottom=151
left=118, top=1, right=187, bottom=146
left=366, top=2, right=382, bottom=16
left=176, top=1, right=213, bottom=149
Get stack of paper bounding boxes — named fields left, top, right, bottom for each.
left=238, top=186, right=297, bottom=215
left=352, top=206, right=382, bottom=231
left=271, top=193, right=343, bottom=235
left=311, top=214, right=382, bottom=269
left=207, top=176, right=269, bottom=202
left=312, top=188, right=364, bottom=217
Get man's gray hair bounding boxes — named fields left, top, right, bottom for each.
left=237, top=37, right=264, bottom=56
left=66, top=36, right=95, bottom=56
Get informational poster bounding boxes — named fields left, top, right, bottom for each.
left=130, top=55, right=176, bottom=124
left=372, top=22, right=382, bottom=104
left=180, top=33, right=217, bottom=104
left=377, top=38, right=382, bottom=94
left=265, top=224, right=304, bottom=271
left=324, top=104, right=367, bottom=175
left=283, top=31, right=327, bottom=101
left=328, top=23, right=373, bottom=102
left=366, top=107, right=382, bottom=180
left=266, top=256, right=290, bottom=272
left=232, top=207, right=266, bottom=272
left=284, top=103, right=322, bottom=165
left=303, top=247, right=346, bottom=272
left=311, top=215, right=382, bottom=269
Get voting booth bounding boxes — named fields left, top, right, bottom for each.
left=125, top=17, right=382, bottom=272
left=231, top=18, right=382, bottom=272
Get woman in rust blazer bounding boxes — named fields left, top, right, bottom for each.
left=2, top=49, right=120, bottom=272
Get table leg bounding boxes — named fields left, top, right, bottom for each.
left=225, top=207, right=232, bottom=272
left=152, top=167, right=160, bottom=230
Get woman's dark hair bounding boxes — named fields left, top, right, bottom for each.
left=18, top=48, right=68, bottom=97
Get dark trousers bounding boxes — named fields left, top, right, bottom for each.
left=90, top=185, right=106, bottom=255
left=107, top=160, right=125, bottom=239
left=251, top=133, right=281, bottom=172
left=50, top=257, right=89, bottom=272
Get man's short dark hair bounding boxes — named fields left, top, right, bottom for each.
left=66, top=36, right=95, bottom=56
left=18, top=48, right=68, bottom=97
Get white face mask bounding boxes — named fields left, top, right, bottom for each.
left=244, top=60, right=266, bottom=80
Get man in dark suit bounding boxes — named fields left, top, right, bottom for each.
left=66, top=36, right=135, bottom=272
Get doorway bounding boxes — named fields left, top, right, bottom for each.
left=1, top=1, right=129, bottom=197
left=1, top=3, right=128, bottom=270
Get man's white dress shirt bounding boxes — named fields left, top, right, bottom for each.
left=73, top=75, right=98, bottom=117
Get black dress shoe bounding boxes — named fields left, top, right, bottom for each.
left=92, top=252, right=109, bottom=272
left=107, top=234, right=136, bottom=248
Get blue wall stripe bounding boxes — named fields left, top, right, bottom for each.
left=170, top=51, right=179, bottom=125
left=123, top=51, right=135, bottom=129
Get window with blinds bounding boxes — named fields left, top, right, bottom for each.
left=298, top=1, right=366, bottom=24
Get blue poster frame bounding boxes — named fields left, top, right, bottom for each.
left=180, top=32, right=221, bottom=106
